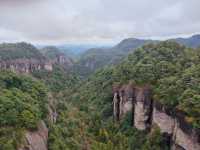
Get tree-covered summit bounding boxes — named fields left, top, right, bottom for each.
left=0, top=42, right=45, bottom=60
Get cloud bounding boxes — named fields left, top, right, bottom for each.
left=0, top=0, right=199, bottom=44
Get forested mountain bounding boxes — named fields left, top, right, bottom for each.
left=73, top=38, right=152, bottom=77
left=74, top=34, right=200, bottom=78
left=1, top=37, right=200, bottom=150
left=174, top=34, right=200, bottom=48
left=48, top=41, right=200, bottom=149
left=0, top=71, right=48, bottom=149
left=41, top=46, right=63, bottom=59
left=40, top=46, right=74, bottom=67
left=0, top=42, right=45, bottom=60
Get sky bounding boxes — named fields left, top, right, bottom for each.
left=0, top=0, right=200, bottom=44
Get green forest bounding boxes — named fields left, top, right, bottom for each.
left=0, top=71, right=48, bottom=150
left=0, top=41, right=200, bottom=149
left=48, top=41, right=200, bottom=149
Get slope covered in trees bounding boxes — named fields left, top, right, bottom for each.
left=0, top=71, right=48, bottom=150
left=0, top=42, right=45, bottom=60
left=48, top=41, right=200, bottom=149
left=1, top=40, right=200, bottom=150
left=68, top=41, right=200, bottom=128
left=74, top=34, right=200, bottom=78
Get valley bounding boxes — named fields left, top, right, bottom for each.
left=0, top=35, right=200, bottom=150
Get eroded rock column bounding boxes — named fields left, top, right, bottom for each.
left=133, top=86, right=152, bottom=130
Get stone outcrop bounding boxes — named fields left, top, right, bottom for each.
left=113, top=83, right=200, bottom=150
left=18, top=93, right=58, bottom=150
left=113, top=83, right=134, bottom=121
left=47, top=93, right=58, bottom=124
left=18, top=121, right=48, bottom=150
left=0, top=58, right=53, bottom=73
left=113, top=83, right=152, bottom=130
left=55, top=54, right=73, bottom=66
left=134, top=86, right=152, bottom=130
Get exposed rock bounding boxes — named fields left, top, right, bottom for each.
left=18, top=121, right=48, bottom=150
left=172, top=121, right=200, bottom=150
left=152, top=107, right=175, bottom=134
left=41, top=46, right=73, bottom=68
left=0, top=58, right=53, bottom=73
left=134, top=86, right=152, bottom=130
left=47, top=93, right=58, bottom=124
left=56, top=54, right=73, bottom=66
left=112, top=83, right=200, bottom=150
left=113, top=83, right=134, bottom=121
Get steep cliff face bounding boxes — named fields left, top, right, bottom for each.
left=0, top=59, right=53, bottom=73
left=18, top=121, right=48, bottom=150
left=0, top=42, right=54, bottom=73
left=113, top=83, right=134, bottom=121
left=113, top=84, right=200, bottom=150
left=47, top=93, right=58, bottom=124
left=41, top=46, right=74, bottom=68
left=0, top=58, right=53, bottom=73
left=113, top=84, right=152, bottom=130
left=134, top=86, right=152, bottom=130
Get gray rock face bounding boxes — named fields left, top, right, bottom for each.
left=134, top=87, right=152, bottom=130
left=0, top=58, right=53, bottom=73
left=112, top=84, right=200, bottom=150
left=113, top=84, right=152, bottom=130
left=18, top=121, right=48, bottom=150
left=152, top=108, right=175, bottom=134
left=47, top=93, right=58, bottom=124
left=172, top=120, right=200, bottom=150
left=113, top=83, right=134, bottom=121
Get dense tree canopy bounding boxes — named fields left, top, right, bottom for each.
left=0, top=42, right=44, bottom=60
left=0, top=71, right=48, bottom=149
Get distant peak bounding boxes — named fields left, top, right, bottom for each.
left=191, top=34, right=200, bottom=39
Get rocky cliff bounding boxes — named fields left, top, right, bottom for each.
left=0, top=58, right=53, bottom=73
left=41, top=46, right=74, bottom=68
left=18, top=94, right=57, bottom=150
left=113, top=83, right=200, bottom=150
left=0, top=42, right=54, bottom=73
left=18, top=121, right=48, bottom=150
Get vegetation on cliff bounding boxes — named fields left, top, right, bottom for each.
left=1, top=40, right=200, bottom=150
left=33, top=65, right=80, bottom=92
left=0, top=71, right=48, bottom=150
left=48, top=41, right=200, bottom=149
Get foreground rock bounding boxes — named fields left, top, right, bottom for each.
left=113, top=83, right=200, bottom=150
left=18, top=121, right=48, bottom=150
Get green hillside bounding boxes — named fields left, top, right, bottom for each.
left=0, top=42, right=44, bottom=60
left=0, top=71, right=48, bottom=150
left=48, top=41, right=200, bottom=149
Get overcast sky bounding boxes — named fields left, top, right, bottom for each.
left=0, top=0, right=200, bottom=44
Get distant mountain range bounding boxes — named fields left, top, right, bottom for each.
left=73, top=34, right=200, bottom=77
left=57, top=44, right=113, bottom=59
left=172, top=34, right=200, bottom=48
left=1, top=34, right=199, bottom=77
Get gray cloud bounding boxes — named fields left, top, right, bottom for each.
left=0, top=0, right=199, bottom=44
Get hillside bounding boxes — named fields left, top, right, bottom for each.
left=41, top=46, right=74, bottom=67
left=0, top=42, right=45, bottom=60
left=47, top=41, right=200, bottom=149
left=174, top=34, right=200, bottom=48
left=0, top=71, right=48, bottom=150
left=74, top=38, right=151, bottom=77
left=1, top=40, right=200, bottom=150
left=74, top=34, right=200, bottom=78
left=41, top=46, right=62, bottom=59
